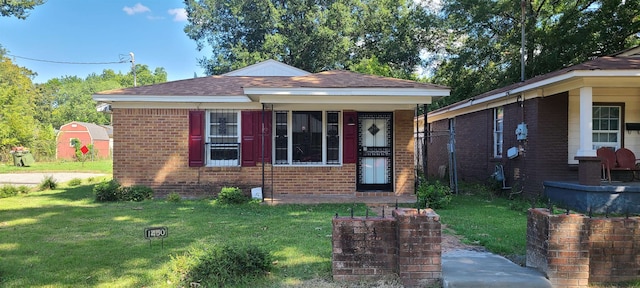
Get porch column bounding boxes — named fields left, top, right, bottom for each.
left=576, top=86, right=596, bottom=157
left=574, top=86, right=600, bottom=186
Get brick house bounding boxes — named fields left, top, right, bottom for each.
left=56, top=121, right=111, bottom=160
left=422, top=47, right=640, bottom=197
left=93, top=60, right=450, bottom=198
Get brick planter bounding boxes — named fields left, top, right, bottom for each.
left=332, top=208, right=441, bottom=287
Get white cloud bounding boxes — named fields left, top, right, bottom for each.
left=168, top=8, right=187, bottom=22
left=123, top=3, right=151, bottom=15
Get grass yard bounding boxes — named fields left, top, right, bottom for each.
left=437, top=194, right=529, bottom=260
left=0, top=159, right=112, bottom=174
left=0, top=180, right=365, bottom=287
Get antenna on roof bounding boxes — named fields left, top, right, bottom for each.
left=130, top=52, right=137, bottom=87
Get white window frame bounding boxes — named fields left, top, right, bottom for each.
left=70, top=138, right=80, bottom=148
left=205, top=110, right=241, bottom=167
left=493, top=107, right=504, bottom=158
left=592, top=105, right=621, bottom=150
left=273, top=110, right=342, bottom=166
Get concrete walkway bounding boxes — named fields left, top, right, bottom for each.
left=262, top=194, right=417, bottom=205
left=263, top=194, right=552, bottom=287
left=442, top=250, right=552, bottom=288
left=0, top=172, right=106, bottom=187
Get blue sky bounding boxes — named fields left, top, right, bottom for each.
left=0, top=1, right=206, bottom=83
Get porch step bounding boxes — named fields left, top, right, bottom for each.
left=442, top=250, right=552, bottom=288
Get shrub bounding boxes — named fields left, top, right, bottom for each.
left=38, top=175, right=57, bottom=191
left=0, top=185, right=19, bottom=198
left=217, top=187, right=247, bottom=204
left=166, top=192, right=182, bottom=202
left=171, top=244, right=273, bottom=287
left=120, top=185, right=154, bottom=202
left=94, top=180, right=121, bottom=202
left=67, top=178, right=82, bottom=186
left=16, top=185, right=31, bottom=194
left=417, top=180, right=452, bottom=209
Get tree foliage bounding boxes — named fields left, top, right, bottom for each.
left=184, top=0, right=436, bottom=77
left=0, top=48, right=53, bottom=161
left=430, top=0, right=640, bottom=109
left=0, top=46, right=167, bottom=162
left=42, top=65, right=167, bottom=129
left=0, top=0, right=44, bottom=19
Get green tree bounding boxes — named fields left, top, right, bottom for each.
left=431, top=0, right=640, bottom=109
left=184, top=0, right=435, bottom=77
left=1, top=0, right=44, bottom=19
left=0, top=48, right=55, bottom=161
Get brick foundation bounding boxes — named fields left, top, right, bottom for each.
left=332, top=208, right=441, bottom=287
left=527, top=208, right=640, bottom=287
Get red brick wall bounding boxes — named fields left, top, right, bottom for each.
left=113, top=108, right=415, bottom=197
left=427, top=93, right=576, bottom=197
left=527, top=208, right=640, bottom=287
left=395, top=110, right=416, bottom=195
left=332, top=208, right=441, bottom=287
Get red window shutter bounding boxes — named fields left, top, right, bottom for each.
left=241, top=111, right=256, bottom=167
left=260, top=110, right=272, bottom=163
left=188, top=110, right=205, bottom=167
left=343, top=111, right=357, bottom=163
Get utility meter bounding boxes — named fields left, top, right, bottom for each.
left=515, top=122, right=528, bottom=141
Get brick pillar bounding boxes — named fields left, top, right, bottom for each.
left=393, top=208, right=441, bottom=287
left=574, top=156, right=601, bottom=186
left=332, top=217, right=398, bottom=281
left=527, top=208, right=589, bottom=288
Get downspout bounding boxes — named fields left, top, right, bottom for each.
left=261, top=104, right=265, bottom=202
left=423, top=104, right=428, bottom=181
left=415, top=105, right=419, bottom=192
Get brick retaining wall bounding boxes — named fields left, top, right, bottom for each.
left=527, top=208, right=640, bottom=287
left=332, top=208, right=441, bottom=287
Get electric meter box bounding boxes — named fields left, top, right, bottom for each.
left=515, top=122, right=528, bottom=141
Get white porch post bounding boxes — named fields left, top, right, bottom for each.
left=576, top=86, right=596, bottom=157
left=574, top=86, right=600, bottom=186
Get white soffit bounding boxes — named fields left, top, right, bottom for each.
left=92, top=95, right=252, bottom=103
left=244, top=87, right=450, bottom=97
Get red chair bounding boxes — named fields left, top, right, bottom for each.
left=597, top=147, right=616, bottom=183
left=615, top=148, right=640, bottom=181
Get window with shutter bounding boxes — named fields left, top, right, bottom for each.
left=188, top=110, right=205, bottom=167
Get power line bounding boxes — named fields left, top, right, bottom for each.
left=6, top=53, right=129, bottom=65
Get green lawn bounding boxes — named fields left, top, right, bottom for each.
left=437, top=195, right=528, bottom=257
left=0, top=159, right=112, bottom=174
left=0, top=181, right=364, bottom=287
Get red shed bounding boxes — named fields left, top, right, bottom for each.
left=56, top=121, right=111, bottom=160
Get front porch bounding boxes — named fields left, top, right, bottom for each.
left=544, top=180, right=640, bottom=214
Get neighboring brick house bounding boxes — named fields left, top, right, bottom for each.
left=56, top=121, right=111, bottom=160
left=421, top=47, right=640, bottom=197
left=93, top=60, right=450, bottom=198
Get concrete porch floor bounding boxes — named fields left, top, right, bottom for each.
left=262, top=193, right=417, bottom=205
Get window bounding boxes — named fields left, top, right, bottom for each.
left=592, top=105, right=621, bottom=150
left=206, top=110, right=240, bottom=166
left=274, top=111, right=341, bottom=165
left=493, top=107, right=503, bottom=158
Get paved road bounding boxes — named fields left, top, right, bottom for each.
left=0, top=173, right=107, bottom=186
